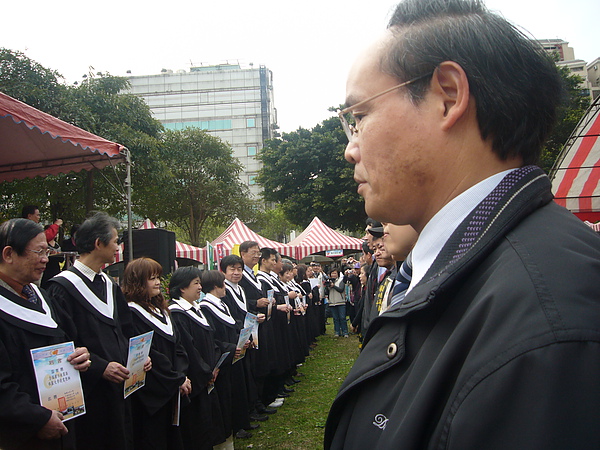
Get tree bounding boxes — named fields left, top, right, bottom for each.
left=539, top=63, right=591, bottom=174
left=250, top=205, right=298, bottom=243
left=0, top=48, right=68, bottom=117
left=257, top=116, right=366, bottom=232
left=137, top=128, right=256, bottom=246
left=0, top=51, right=163, bottom=229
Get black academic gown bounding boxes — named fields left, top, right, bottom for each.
left=169, top=299, right=223, bottom=449
left=0, top=284, right=76, bottom=450
left=47, top=268, right=133, bottom=450
left=223, top=282, right=259, bottom=419
left=128, top=303, right=188, bottom=450
left=239, top=270, right=277, bottom=379
left=257, top=271, right=292, bottom=374
left=200, top=293, right=250, bottom=434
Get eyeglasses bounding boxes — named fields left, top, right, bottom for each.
left=337, top=73, right=432, bottom=141
left=27, top=248, right=52, bottom=258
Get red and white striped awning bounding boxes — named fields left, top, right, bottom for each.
left=288, top=217, right=363, bottom=260
left=176, top=241, right=205, bottom=262
left=551, top=97, right=600, bottom=222
left=211, top=218, right=293, bottom=257
left=113, top=219, right=205, bottom=263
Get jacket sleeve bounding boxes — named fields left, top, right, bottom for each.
left=441, top=340, right=600, bottom=449
left=44, top=223, right=59, bottom=242
left=332, top=279, right=345, bottom=293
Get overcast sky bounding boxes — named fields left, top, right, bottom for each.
left=2, top=0, right=598, bottom=133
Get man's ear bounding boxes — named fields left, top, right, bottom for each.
left=94, top=238, right=102, bottom=250
left=2, top=246, right=13, bottom=263
left=430, top=61, right=470, bottom=131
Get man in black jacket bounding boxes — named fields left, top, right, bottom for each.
left=325, top=0, right=600, bottom=448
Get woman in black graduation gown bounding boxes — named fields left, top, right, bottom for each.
left=168, top=267, right=225, bottom=449
left=122, top=258, right=190, bottom=450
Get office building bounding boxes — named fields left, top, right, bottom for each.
left=127, top=63, right=278, bottom=198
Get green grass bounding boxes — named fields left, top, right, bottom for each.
left=234, top=324, right=360, bottom=449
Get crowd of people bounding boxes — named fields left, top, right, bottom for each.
left=0, top=211, right=344, bottom=450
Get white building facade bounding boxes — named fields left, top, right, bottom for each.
left=127, top=64, right=277, bottom=197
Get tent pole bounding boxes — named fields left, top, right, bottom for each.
left=124, top=148, right=133, bottom=262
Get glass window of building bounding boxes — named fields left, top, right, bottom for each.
left=249, top=175, right=257, bottom=185
left=247, top=118, right=256, bottom=127
left=247, top=146, right=257, bottom=156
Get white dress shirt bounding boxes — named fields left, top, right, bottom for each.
left=408, top=169, right=515, bottom=293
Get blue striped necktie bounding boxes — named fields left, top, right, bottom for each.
left=389, top=256, right=412, bottom=307
left=22, top=284, right=39, bottom=304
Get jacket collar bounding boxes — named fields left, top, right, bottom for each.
left=169, top=298, right=211, bottom=328
left=369, top=166, right=553, bottom=339
left=0, top=284, right=58, bottom=330
left=53, top=269, right=115, bottom=321
left=225, top=280, right=247, bottom=312
left=200, top=293, right=236, bottom=326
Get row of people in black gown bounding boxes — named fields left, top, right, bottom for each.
left=0, top=214, right=325, bottom=450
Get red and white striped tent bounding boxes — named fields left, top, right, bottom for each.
left=211, top=218, right=294, bottom=258
left=551, top=96, right=600, bottom=222
left=288, top=217, right=363, bottom=261
left=114, top=219, right=205, bottom=263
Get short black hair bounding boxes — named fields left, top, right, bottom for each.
left=366, top=218, right=382, bottom=228
left=220, top=254, right=244, bottom=272
left=239, top=240, right=259, bottom=253
left=384, top=0, right=563, bottom=165
left=259, top=247, right=278, bottom=266
left=75, top=212, right=120, bottom=254
left=201, top=270, right=225, bottom=293
left=21, top=205, right=39, bottom=219
left=0, top=219, right=44, bottom=261
left=280, top=261, right=294, bottom=276
left=169, top=266, right=202, bottom=299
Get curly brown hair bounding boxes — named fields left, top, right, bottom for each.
left=122, top=258, right=169, bottom=315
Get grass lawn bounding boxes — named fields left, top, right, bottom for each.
left=233, top=323, right=360, bottom=449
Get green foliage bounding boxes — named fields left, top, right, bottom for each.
left=136, top=127, right=257, bottom=246
left=250, top=205, right=299, bottom=242
left=0, top=48, right=67, bottom=117
left=539, top=66, right=591, bottom=173
left=0, top=51, right=163, bottom=229
left=257, top=117, right=366, bottom=232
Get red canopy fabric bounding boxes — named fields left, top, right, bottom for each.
left=551, top=97, right=600, bottom=221
left=0, top=91, right=125, bottom=182
left=211, top=218, right=293, bottom=258
left=288, top=217, right=363, bottom=260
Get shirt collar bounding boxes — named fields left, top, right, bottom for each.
left=408, top=168, right=515, bottom=293
left=74, top=260, right=101, bottom=282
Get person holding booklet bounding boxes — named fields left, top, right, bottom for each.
left=220, top=255, right=265, bottom=434
left=200, top=270, right=252, bottom=444
left=123, top=258, right=189, bottom=450
left=238, top=241, right=277, bottom=419
left=0, top=218, right=91, bottom=450
left=47, top=212, right=150, bottom=450
left=168, top=267, right=225, bottom=449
